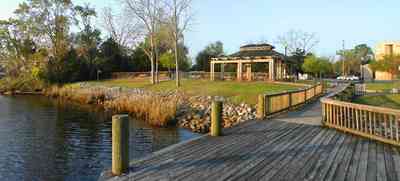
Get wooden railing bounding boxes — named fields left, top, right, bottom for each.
left=322, top=84, right=400, bottom=146
left=257, top=83, right=323, bottom=118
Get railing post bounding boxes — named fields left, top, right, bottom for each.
left=288, top=92, right=293, bottom=109
left=211, top=100, right=223, bottom=136
left=257, top=94, right=265, bottom=119
left=322, top=102, right=326, bottom=126
left=112, top=114, right=130, bottom=176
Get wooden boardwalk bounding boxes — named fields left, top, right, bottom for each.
left=104, top=92, right=400, bottom=181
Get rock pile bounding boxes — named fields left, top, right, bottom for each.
left=177, top=96, right=256, bottom=133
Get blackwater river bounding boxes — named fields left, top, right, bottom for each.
left=0, top=95, right=199, bottom=181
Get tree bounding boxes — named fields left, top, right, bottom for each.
left=302, top=55, right=332, bottom=79
left=74, top=4, right=102, bottom=80
left=15, top=0, right=75, bottom=59
left=276, top=29, right=319, bottom=55
left=370, top=55, right=400, bottom=76
left=354, top=44, right=374, bottom=64
left=194, top=41, right=224, bottom=71
left=101, top=7, right=141, bottom=49
left=336, top=44, right=373, bottom=76
left=276, top=30, right=319, bottom=79
left=164, top=0, right=193, bottom=87
left=159, top=43, right=191, bottom=72
left=124, top=0, right=163, bottom=85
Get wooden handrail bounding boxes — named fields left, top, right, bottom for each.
left=258, top=83, right=323, bottom=117
left=322, top=83, right=400, bottom=146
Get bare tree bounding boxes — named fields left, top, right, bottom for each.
left=124, top=0, right=163, bottom=84
left=101, top=7, right=141, bottom=49
left=276, top=29, right=319, bottom=55
left=164, top=0, right=193, bottom=87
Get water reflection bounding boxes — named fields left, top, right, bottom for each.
left=0, top=95, right=199, bottom=181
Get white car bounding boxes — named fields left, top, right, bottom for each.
left=336, top=76, right=346, bottom=80
left=346, top=75, right=359, bottom=81
left=336, top=76, right=359, bottom=81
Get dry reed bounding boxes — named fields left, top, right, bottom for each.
left=45, top=85, right=180, bottom=126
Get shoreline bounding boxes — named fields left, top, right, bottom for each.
left=7, top=84, right=256, bottom=134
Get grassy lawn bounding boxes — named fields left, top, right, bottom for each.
left=70, top=79, right=305, bottom=105
left=366, top=81, right=400, bottom=92
left=354, top=94, right=400, bottom=109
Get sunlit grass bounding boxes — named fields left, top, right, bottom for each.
left=366, top=81, right=400, bottom=91
left=354, top=94, right=400, bottom=109
left=71, top=79, right=304, bottom=105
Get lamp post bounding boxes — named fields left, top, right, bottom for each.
left=97, top=70, right=102, bottom=81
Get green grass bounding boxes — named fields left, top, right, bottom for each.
left=366, top=81, right=400, bottom=91
left=69, top=79, right=304, bottom=105
left=354, top=95, right=400, bottom=109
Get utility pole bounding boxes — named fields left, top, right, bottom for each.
left=342, top=40, right=345, bottom=77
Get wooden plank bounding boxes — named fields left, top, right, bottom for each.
left=303, top=131, right=342, bottom=180
left=179, top=124, right=310, bottom=180
left=376, top=142, right=387, bottom=181
left=367, top=141, right=377, bottom=181
left=132, top=121, right=292, bottom=179
left=391, top=147, right=400, bottom=181
left=383, top=144, right=397, bottom=181
left=131, top=120, right=286, bottom=174
left=228, top=126, right=322, bottom=180
left=293, top=130, right=340, bottom=181
left=346, top=137, right=363, bottom=181
left=320, top=134, right=354, bottom=181
left=268, top=128, right=334, bottom=180
left=356, top=139, right=369, bottom=181
left=254, top=127, right=324, bottom=180
left=331, top=136, right=357, bottom=181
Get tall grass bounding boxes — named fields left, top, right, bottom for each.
left=45, top=85, right=180, bottom=127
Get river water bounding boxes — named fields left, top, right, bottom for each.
left=0, top=95, right=199, bottom=181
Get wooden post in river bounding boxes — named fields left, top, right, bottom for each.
left=211, top=100, right=223, bottom=136
left=112, top=114, right=130, bottom=175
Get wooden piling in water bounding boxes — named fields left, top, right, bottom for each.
left=211, top=100, right=223, bottom=136
left=257, top=94, right=265, bottom=119
left=112, top=114, right=129, bottom=175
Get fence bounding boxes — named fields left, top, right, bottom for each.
left=321, top=84, right=400, bottom=146
left=257, top=83, right=323, bottom=118
left=112, top=71, right=272, bottom=81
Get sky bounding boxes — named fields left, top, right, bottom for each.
left=1, top=0, right=399, bottom=59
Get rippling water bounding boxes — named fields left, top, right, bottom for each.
left=0, top=95, right=199, bottom=181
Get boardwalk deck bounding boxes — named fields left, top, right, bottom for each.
left=103, top=86, right=400, bottom=181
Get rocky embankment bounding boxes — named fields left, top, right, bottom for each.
left=177, top=96, right=256, bottom=133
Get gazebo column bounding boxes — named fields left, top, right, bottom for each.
left=246, top=64, right=252, bottom=81
left=210, top=62, right=215, bottom=81
left=220, top=63, right=225, bottom=80
left=237, top=61, right=243, bottom=81
left=269, top=60, right=275, bottom=81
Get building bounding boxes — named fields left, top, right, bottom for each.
left=210, top=44, right=290, bottom=81
left=374, top=41, right=400, bottom=80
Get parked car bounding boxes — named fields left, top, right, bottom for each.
left=347, top=75, right=359, bottom=81
left=336, top=76, right=345, bottom=80
left=336, top=75, right=359, bottom=81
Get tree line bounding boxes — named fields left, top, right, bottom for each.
left=0, top=0, right=193, bottom=89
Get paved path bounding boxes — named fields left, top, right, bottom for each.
left=103, top=86, right=400, bottom=181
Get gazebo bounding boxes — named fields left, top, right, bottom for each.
left=210, top=44, right=290, bottom=81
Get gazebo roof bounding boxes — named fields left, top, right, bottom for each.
left=212, top=43, right=285, bottom=61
